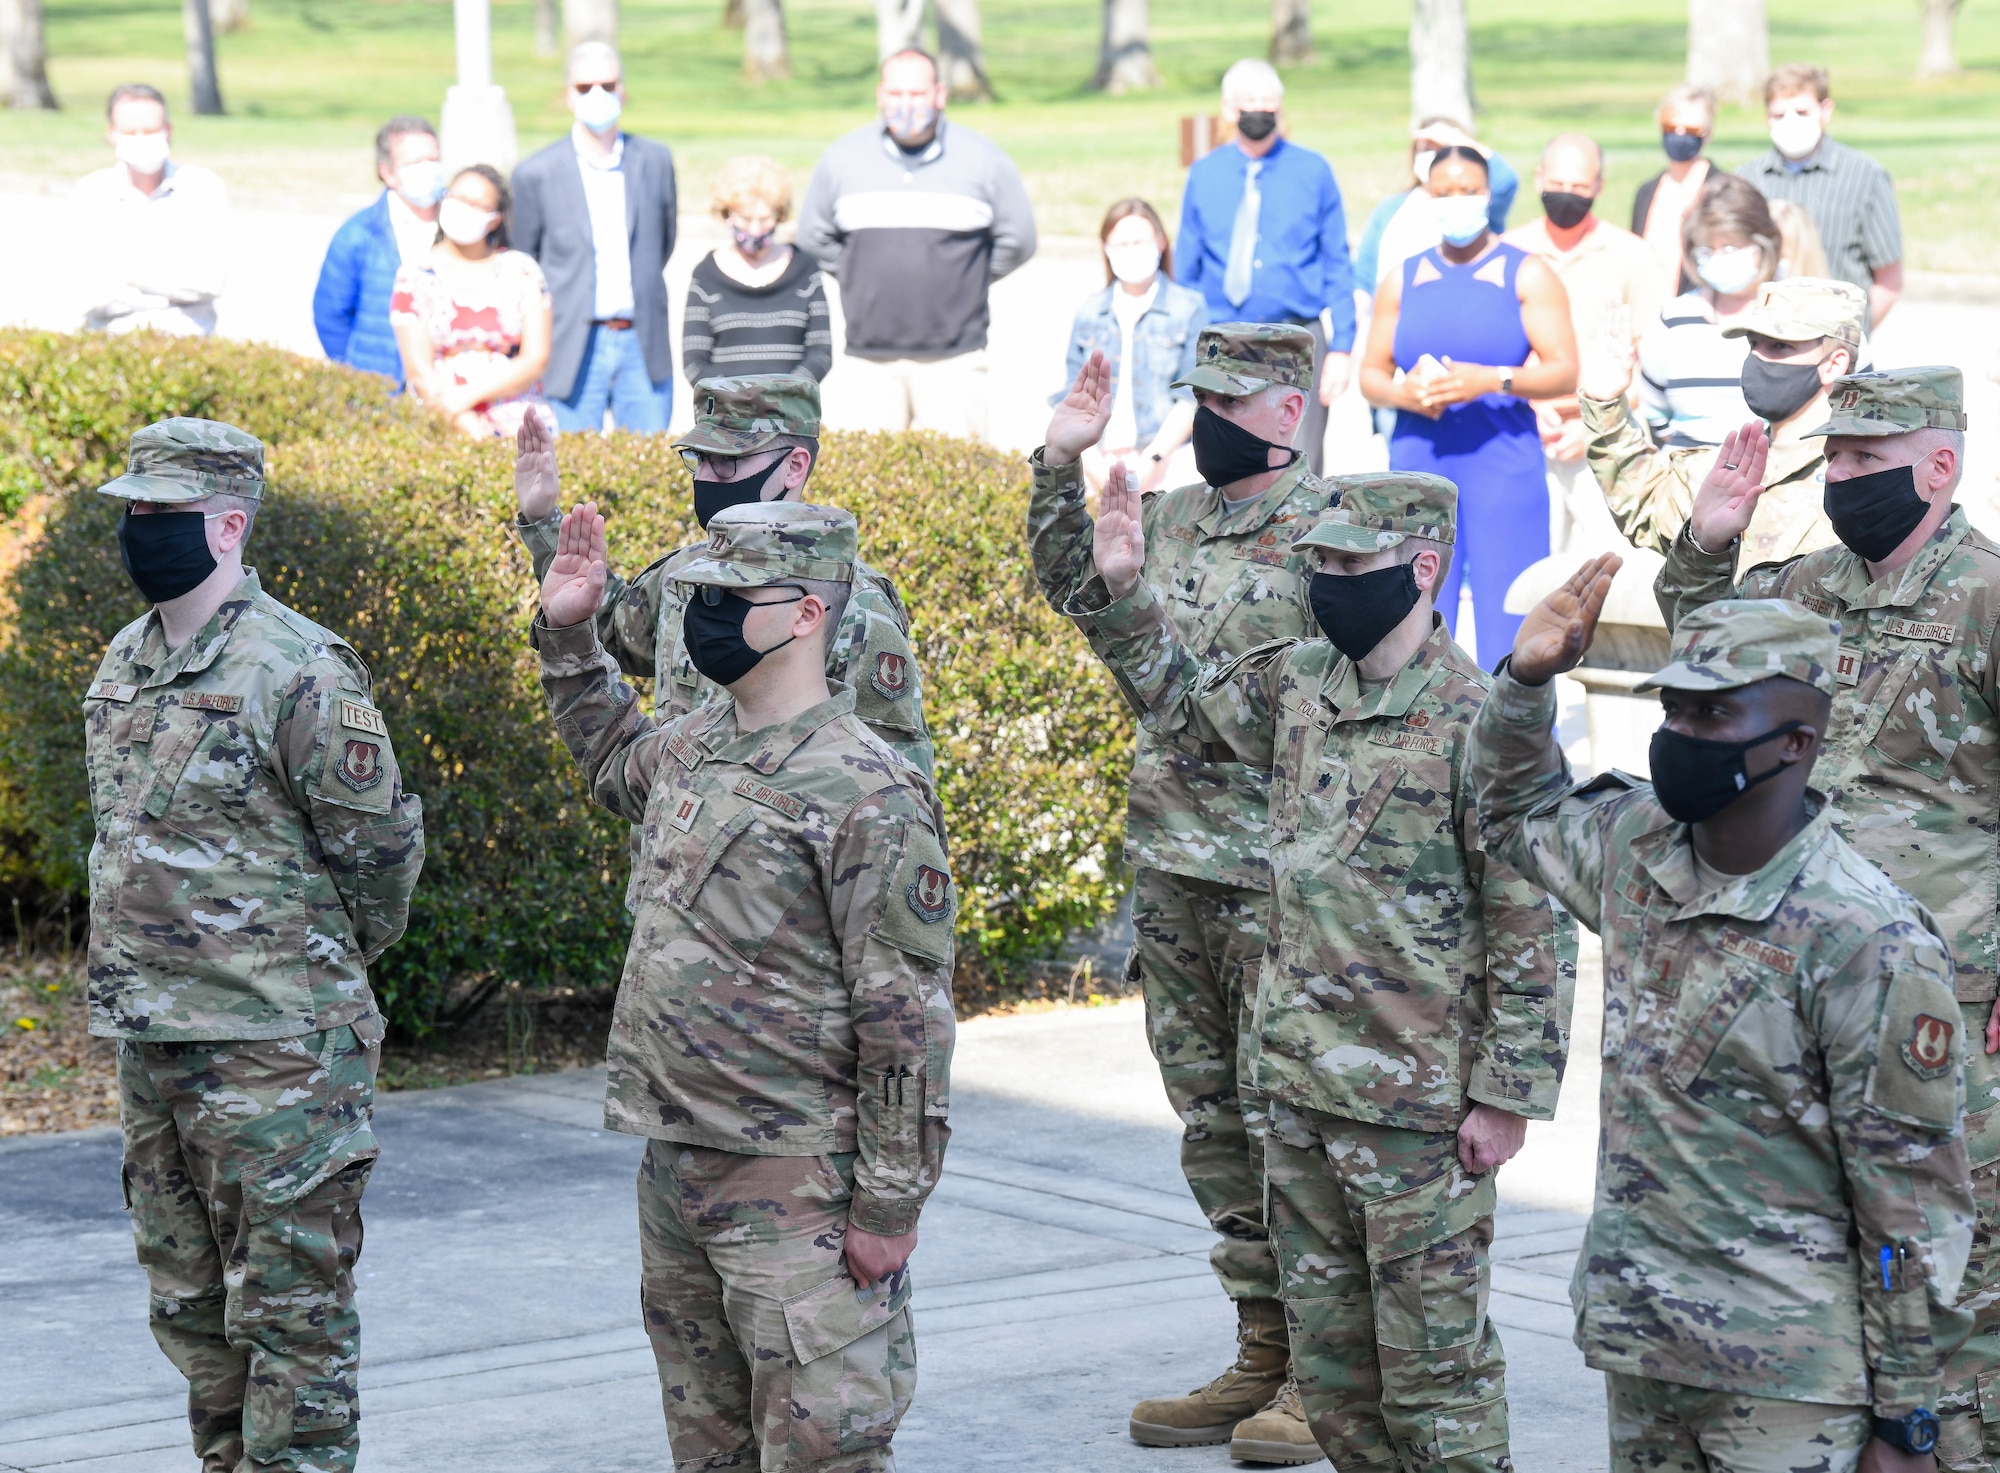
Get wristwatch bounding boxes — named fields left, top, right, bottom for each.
left=1498, top=366, right=1515, bottom=395
left=1873, top=1409, right=1941, bottom=1455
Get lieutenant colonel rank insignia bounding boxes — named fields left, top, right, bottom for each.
left=1904, top=1013, right=1955, bottom=1081
left=337, top=739, right=384, bottom=792
left=907, top=864, right=952, bottom=923
left=871, top=651, right=910, bottom=700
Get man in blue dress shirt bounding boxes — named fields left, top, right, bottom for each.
left=1176, top=58, right=1357, bottom=475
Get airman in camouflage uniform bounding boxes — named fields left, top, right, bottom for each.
left=534, top=498, right=954, bottom=1472
left=1582, top=277, right=1865, bottom=566
left=1656, top=366, right=2000, bottom=1470
left=1068, top=470, right=1576, bottom=1473
left=1471, top=591, right=1975, bottom=1472
left=83, top=419, right=426, bottom=1473
left=515, top=373, right=931, bottom=779
left=1031, top=323, right=1330, bottom=1461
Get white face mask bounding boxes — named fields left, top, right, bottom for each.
left=1412, top=148, right=1438, bottom=185
left=1693, top=244, right=1764, bottom=296
left=114, top=130, right=170, bottom=175
left=438, top=197, right=498, bottom=246
left=1433, top=193, right=1492, bottom=248
left=1769, top=108, right=1823, bottom=160
left=394, top=159, right=447, bottom=208
left=573, top=83, right=623, bottom=135
left=1105, top=241, right=1161, bottom=286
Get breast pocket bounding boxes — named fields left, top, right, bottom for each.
left=1663, top=950, right=1806, bottom=1137
left=649, top=803, right=815, bottom=968
left=1323, top=759, right=1451, bottom=901
left=1870, top=647, right=1974, bottom=790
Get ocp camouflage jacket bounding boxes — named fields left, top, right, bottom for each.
left=537, top=616, right=954, bottom=1236
left=82, top=570, right=425, bottom=1040
left=1028, top=450, right=1325, bottom=891
left=519, top=511, right=933, bottom=779
left=1471, top=669, right=1974, bottom=1415
left=1067, top=577, right=1574, bottom=1131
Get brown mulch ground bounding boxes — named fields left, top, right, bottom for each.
left=0, top=952, right=1141, bottom=1137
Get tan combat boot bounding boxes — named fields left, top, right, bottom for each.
left=1129, top=1297, right=1291, bottom=1447
left=1229, top=1378, right=1324, bottom=1466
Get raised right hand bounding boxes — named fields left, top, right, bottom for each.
left=516, top=411, right=561, bottom=520
left=1510, top=552, right=1622, bottom=686
left=1577, top=320, right=1638, bottom=402
left=1046, top=349, right=1115, bottom=464
left=1688, top=420, right=1770, bottom=553
left=1094, top=462, right=1146, bottom=600
left=541, top=501, right=608, bottom=628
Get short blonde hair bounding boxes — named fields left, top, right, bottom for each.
left=711, top=155, right=793, bottom=223
left=1766, top=63, right=1830, bottom=105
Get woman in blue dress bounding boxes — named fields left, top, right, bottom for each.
left=1359, top=146, right=1578, bottom=665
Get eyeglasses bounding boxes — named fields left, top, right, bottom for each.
left=572, top=81, right=616, bottom=95
left=1662, top=125, right=1708, bottom=137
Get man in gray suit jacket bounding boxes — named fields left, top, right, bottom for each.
left=511, top=42, right=678, bottom=433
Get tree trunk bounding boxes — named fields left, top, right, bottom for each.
left=1270, top=0, right=1310, bottom=66
left=183, top=0, right=224, bottom=115
left=1092, top=0, right=1159, bottom=93
left=563, top=0, right=617, bottom=49
left=742, top=0, right=788, bottom=79
left=934, top=0, right=992, bottom=100
left=1409, top=0, right=1472, bottom=125
left=0, top=0, right=57, bottom=110
left=722, top=0, right=745, bottom=30
left=208, top=0, right=247, bottom=35
left=874, top=0, right=924, bottom=60
left=1917, top=0, right=1962, bottom=78
left=1685, top=0, right=1768, bottom=106
left=534, top=0, right=559, bottom=55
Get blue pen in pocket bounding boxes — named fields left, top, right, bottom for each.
left=1880, top=1243, right=1896, bottom=1291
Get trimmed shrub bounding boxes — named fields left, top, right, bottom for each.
left=0, top=339, right=1133, bottom=1029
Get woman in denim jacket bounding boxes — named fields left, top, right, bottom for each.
left=1055, top=199, right=1208, bottom=496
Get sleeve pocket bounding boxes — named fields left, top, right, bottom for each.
left=1866, top=968, right=1966, bottom=1133
left=870, top=821, right=955, bottom=968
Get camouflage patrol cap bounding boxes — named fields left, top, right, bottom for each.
left=1172, top=322, right=1316, bottom=397
left=674, top=374, right=822, bottom=456
left=1805, top=365, right=1968, bottom=439
left=666, top=501, right=855, bottom=588
left=1294, top=471, right=1457, bottom=553
left=1635, top=599, right=1839, bottom=697
left=97, top=417, right=266, bottom=503
left=1719, top=277, right=1867, bottom=349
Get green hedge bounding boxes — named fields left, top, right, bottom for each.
left=0, top=336, right=1133, bottom=1028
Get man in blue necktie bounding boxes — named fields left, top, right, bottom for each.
left=1176, top=59, right=1357, bottom=476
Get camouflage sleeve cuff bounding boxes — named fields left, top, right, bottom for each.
left=533, top=612, right=607, bottom=673
left=848, top=1187, right=923, bottom=1237
left=1492, top=666, right=1559, bottom=726
left=1577, top=393, right=1630, bottom=438
left=1670, top=519, right=1739, bottom=571
left=1030, top=446, right=1087, bottom=503
left=1871, top=1372, right=1941, bottom=1420
left=515, top=512, right=563, bottom=583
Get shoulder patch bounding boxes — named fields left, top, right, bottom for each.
left=1866, top=964, right=1964, bottom=1132
left=334, top=739, right=385, bottom=793
left=871, top=821, right=955, bottom=967
left=338, top=698, right=386, bottom=735
left=733, top=775, right=807, bottom=821
left=870, top=650, right=911, bottom=701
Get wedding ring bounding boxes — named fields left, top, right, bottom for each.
left=1722, top=461, right=1739, bottom=470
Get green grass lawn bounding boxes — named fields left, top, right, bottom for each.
left=4, top=0, right=1998, bottom=269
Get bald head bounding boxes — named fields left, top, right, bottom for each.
left=1541, top=133, right=1602, bottom=184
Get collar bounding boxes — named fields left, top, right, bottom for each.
left=1632, top=794, right=1834, bottom=921
left=1815, top=505, right=1970, bottom=610
left=1234, top=138, right=1284, bottom=170
left=1198, top=457, right=1316, bottom=537
left=129, top=569, right=262, bottom=687
left=707, top=681, right=858, bottom=776
left=1326, top=616, right=1453, bottom=723
left=1763, top=140, right=1833, bottom=174
left=1760, top=433, right=1824, bottom=488
left=571, top=123, right=626, bottom=170
left=1539, top=213, right=1601, bottom=256
left=878, top=121, right=946, bottom=167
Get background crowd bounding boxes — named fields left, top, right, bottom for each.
left=71, top=47, right=1903, bottom=661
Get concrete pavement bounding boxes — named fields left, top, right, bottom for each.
left=0, top=936, right=1609, bottom=1473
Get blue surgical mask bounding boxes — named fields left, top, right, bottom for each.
left=573, top=83, right=623, bottom=135
left=1433, top=193, right=1492, bottom=248
left=394, top=159, right=446, bottom=209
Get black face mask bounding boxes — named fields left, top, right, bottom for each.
left=1540, top=190, right=1594, bottom=230
left=1192, top=405, right=1297, bottom=490
left=1648, top=720, right=1802, bottom=824
left=1308, top=563, right=1423, bottom=662
left=1824, top=462, right=1932, bottom=563
left=682, top=585, right=802, bottom=687
left=118, top=509, right=218, bottom=604
left=693, top=455, right=789, bottom=530
left=1236, top=110, right=1278, bottom=142
left=1661, top=131, right=1704, bottom=164
left=1740, top=352, right=1824, bottom=424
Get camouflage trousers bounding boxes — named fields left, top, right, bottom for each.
left=1130, top=865, right=1278, bottom=1301
left=1941, top=1000, right=2000, bottom=1473
left=1266, top=1104, right=1510, bottom=1473
left=637, top=1141, right=917, bottom=1472
left=1604, top=1373, right=1869, bottom=1473
left=117, top=1019, right=382, bottom=1473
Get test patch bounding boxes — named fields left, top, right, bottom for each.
left=339, top=699, right=387, bottom=736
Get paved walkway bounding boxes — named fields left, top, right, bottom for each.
left=0, top=938, right=1608, bottom=1472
